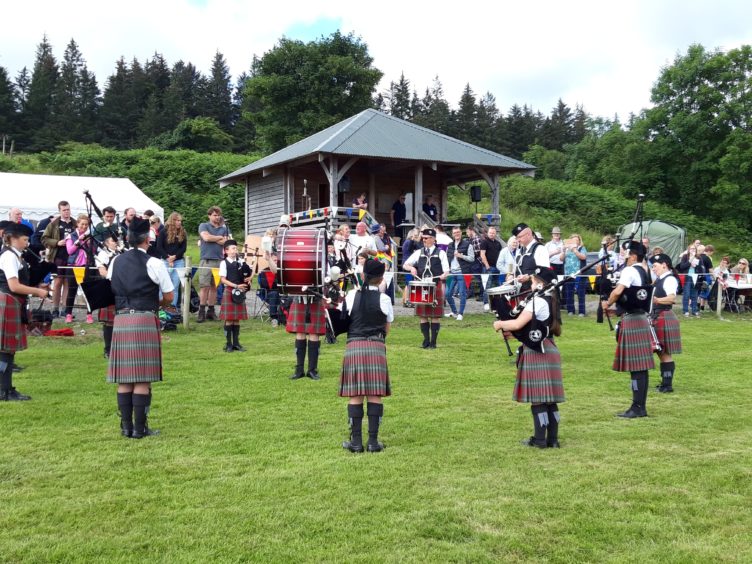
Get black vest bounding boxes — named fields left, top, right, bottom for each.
left=223, top=258, right=251, bottom=285
left=619, top=265, right=651, bottom=314
left=516, top=296, right=552, bottom=352
left=653, top=274, right=675, bottom=312
left=517, top=242, right=542, bottom=275
left=348, top=289, right=387, bottom=339
left=447, top=239, right=472, bottom=274
left=0, top=248, right=29, bottom=297
left=110, top=249, right=159, bottom=311
left=416, top=247, right=444, bottom=278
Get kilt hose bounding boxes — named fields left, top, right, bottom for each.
left=415, top=280, right=445, bottom=318
left=613, top=313, right=656, bottom=372
left=339, top=338, right=391, bottom=397
left=285, top=300, right=327, bottom=335
left=513, top=339, right=565, bottom=403
left=654, top=309, right=682, bottom=356
left=98, top=305, right=116, bottom=324
left=219, top=290, right=248, bottom=321
left=107, top=312, right=163, bottom=384
left=0, top=292, right=27, bottom=353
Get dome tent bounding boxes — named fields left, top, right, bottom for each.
left=616, top=220, right=686, bottom=264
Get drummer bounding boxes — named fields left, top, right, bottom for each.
left=512, top=223, right=550, bottom=288
left=403, top=228, right=449, bottom=349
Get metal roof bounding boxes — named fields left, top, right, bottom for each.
left=219, top=109, right=534, bottom=184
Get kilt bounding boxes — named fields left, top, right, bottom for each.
left=513, top=339, right=565, bottom=403
left=285, top=300, right=326, bottom=335
left=612, top=313, right=656, bottom=372
left=654, top=309, right=682, bottom=355
left=98, top=304, right=116, bottom=324
left=219, top=290, right=248, bottom=321
left=107, top=312, right=163, bottom=384
left=0, top=292, right=27, bottom=353
left=415, top=280, right=445, bottom=318
left=339, top=338, right=391, bottom=397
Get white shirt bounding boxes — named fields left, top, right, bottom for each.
left=95, top=248, right=116, bottom=269
left=519, top=242, right=550, bottom=268
left=108, top=248, right=174, bottom=294
left=0, top=247, right=23, bottom=280
left=403, top=246, right=450, bottom=277
left=658, top=272, right=678, bottom=295
left=546, top=240, right=564, bottom=265
left=348, top=233, right=376, bottom=261
left=496, top=247, right=517, bottom=274
left=618, top=264, right=647, bottom=288
left=524, top=295, right=551, bottom=321
left=219, top=256, right=243, bottom=278
left=345, top=286, right=394, bottom=323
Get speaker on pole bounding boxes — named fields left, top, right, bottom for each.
left=470, top=185, right=482, bottom=202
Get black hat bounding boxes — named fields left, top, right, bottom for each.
left=0, top=220, right=15, bottom=233
left=3, top=223, right=33, bottom=238
left=129, top=217, right=150, bottom=236
left=511, top=223, right=530, bottom=237
left=533, top=266, right=556, bottom=284
left=623, top=240, right=646, bottom=256
left=421, top=228, right=436, bottom=238
left=652, top=253, right=673, bottom=268
left=363, top=259, right=386, bottom=279
left=223, top=239, right=238, bottom=249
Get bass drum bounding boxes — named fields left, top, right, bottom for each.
left=276, top=228, right=327, bottom=295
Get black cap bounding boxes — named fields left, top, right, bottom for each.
left=421, top=228, right=436, bottom=238
left=652, top=253, right=672, bottom=268
left=3, top=223, right=33, bottom=238
left=511, top=223, right=529, bottom=237
left=0, top=220, right=15, bottom=233
left=129, top=217, right=150, bottom=236
left=363, top=259, right=386, bottom=279
left=223, top=239, right=238, bottom=249
left=624, top=240, right=646, bottom=256
left=533, top=267, right=556, bottom=284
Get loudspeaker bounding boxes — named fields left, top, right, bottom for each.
left=470, top=186, right=482, bottom=202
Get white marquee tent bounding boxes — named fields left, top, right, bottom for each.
left=0, top=172, right=163, bottom=223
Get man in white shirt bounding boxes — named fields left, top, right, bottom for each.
left=348, top=221, right=377, bottom=258
left=546, top=226, right=564, bottom=277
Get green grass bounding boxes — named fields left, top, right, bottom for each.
left=2, top=310, right=752, bottom=563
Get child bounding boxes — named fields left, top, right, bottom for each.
left=219, top=240, right=252, bottom=352
left=95, top=233, right=120, bottom=358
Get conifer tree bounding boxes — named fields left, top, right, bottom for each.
left=24, top=35, right=59, bottom=151
left=388, top=72, right=412, bottom=120
left=0, top=66, right=16, bottom=139
left=203, top=51, right=234, bottom=131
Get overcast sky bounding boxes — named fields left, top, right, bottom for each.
left=3, top=0, right=752, bottom=120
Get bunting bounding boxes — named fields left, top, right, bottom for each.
left=464, top=274, right=473, bottom=289
left=383, top=272, right=394, bottom=288
left=588, top=275, right=596, bottom=290
left=176, top=268, right=186, bottom=287
left=481, top=273, right=490, bottom=289
left=212, top=268, right=221, bottom=287
left=73, top=267, right=85, bottom=284
left=358, top=209, right=366, bottom=220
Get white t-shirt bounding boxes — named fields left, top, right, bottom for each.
left=345, top=286, right=394, bottom=323
left=618, top=264, right=647, bottom=288
left=658, top=272, right=678, bottom=295
left=403, top=246, right=450, bottom=276
left=523, top=295, right=550, bottom=321
left=519, top=242, right=550, bottom=268
left=219, top=256, right=244, bottom=278
left=0, top=247, right=24, bottom=280
left=348, top=233, right=376, bottom=259
left=546, top=240, right=564, bottom=265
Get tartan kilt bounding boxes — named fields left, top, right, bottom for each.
left=513, top=339, right=565, bottom=403
left=98, top=305, right=116, bottom=324
left=415, top=280, right=445, bottom=318
left=285, top=300, right=326, bottom=335
left=339, top=338, right=391, bottom=397
left=654, top=309, right=682, bottom=355
left=107, top=312, right=163, bottom=384
left=219, top=290, right=248, bottom=321
left=613, top=313, right=656, bottom=372
left=0, top=292, right=27, bottom=353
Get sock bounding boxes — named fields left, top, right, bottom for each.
left=546, top=403, right=560, bottom=444
left=631, top=371, right=648, bottom=411
left=103, top=325, right=113, bottom=355
left=430, top=323, right=440, bottom=346
left=0, top=352, right=12, bottom=392
left=199, top=305, right=206, bottom=317
left=660, top=361, right=675, bottom=388
left=367, top=402, right=384, bottom=447
left=295, top=339, right=306, bottom=374
left=531, top=404, right=548, bottom=445
left=347, top=403, right=364, bottom=449
left=420, top=322, right=430, bottom=346
left=307, top=340, right=320, bottom=372
left=117, top=392, right=133, bottom=432
left=224, top=325, right=233, bottom=347
left=232, top=325, right=240, bottom=347
left=132, top=393, right=149, bottom=435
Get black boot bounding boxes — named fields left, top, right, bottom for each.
left=224, top=325, right=234, bottom=352
left=546, top=403, right=560, bottom=448
left=420, top=322, right=430, bottom=348
left=197, top=305, right=206, bottom=323
left=232, top=325, right=246, bottom=352
left=307, top=341, right=320, bottom=380
left=132, top=393, right=158, bottom=438
left=0, top=353, right=29, bottom=401
left=342, top=403, right=364, bottom=453
left=103, top=325, right=113, bottom=358
left=619, top=371, right=648, bottom=418
left=117, top=392, right=133, bottom=438
left=290, top=339, right=306, bottom=379
left=429, top=323, right=440, bottom=349
left=657, top=361, right=674, bottom=393
left=521, top=404, right=548, bottom=448
left=366, top=402, right=385, bottom=452
left=206, top=306, right=217, bottom=321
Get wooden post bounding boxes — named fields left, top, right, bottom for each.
left=182, top=256, right=192, bottom=329
left=716, top=276, right=723, bottom=319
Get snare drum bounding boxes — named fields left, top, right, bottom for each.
left=276, top=228, right=327, bottom=295
left=408, top=280, right=437, bottom=305
left=486, top=283, right=519, bottom=296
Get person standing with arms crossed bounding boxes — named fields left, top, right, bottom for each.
left=197, top=206, right=229, bottom=323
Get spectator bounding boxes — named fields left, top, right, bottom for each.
left=731, top=258, right=750, bottom=310
left=546, top=227, right=564, bottom=277
left=156, top=212, right=187, bottom=310
left=41, top=200, right=76, bottom=318
left=93, top=206, right=119, bottom=246
left=434, top=224, right=452, bottom=251
left=480, top=226, right=503, bottom=312
left=677, top=244, right=703, bottom=317
left=147, top=216, right=162, bottom=257
left=390, top=193, right=407, bottom=239
left=119, top=207, right=137, bottom=249
left=698, top=244, right=715, bottom=310
left=422, top=195, right=438, bottom=223
left=8, top=208, right=34, bottom=230
left=197, top=206, right=230, bottom=322
left=563, top=233, right=588, bottom=316
left=445, top=226, right=474, bottom=321
left=259, top=252, right=281, bottom=327
left=30, top=214, right=54, bottom=255
left=372, top=223, right=396, bottom=303
left=352, top=192, right=368, bottom=211
left=348, top=221, right=377, bottom=257
left=466, top=225, right=483, bottom=299
left=64, top=214, right=96, bottom=324
left=497, top=236, right=519, bottom=282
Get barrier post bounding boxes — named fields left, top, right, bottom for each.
left=182, top=256, right=191, bottom=329
left=716, top=276, right=723, bottom=319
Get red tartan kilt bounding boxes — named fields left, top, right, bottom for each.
left=98, top=305, right=116, bottom=324
left=285, top=300, right=326, bottom=335
left=0, top=292, right=27, bottom=352
left=513, top=339, right=565, bottom=403
left=415, top=280, right=445, bottom=318
left=107, top=312, right=162, bottom=384
left=613, top=313, right=656, bottom=372
left=219, top=290, right=248, bottom=321
left=339, top=338, right=391, bottom=397
left=654, top=310, right=682, bottom=355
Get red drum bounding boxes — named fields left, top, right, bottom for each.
left=408, top=280, right=436, bottom=305
left=276, top=228, right=327, bottom=295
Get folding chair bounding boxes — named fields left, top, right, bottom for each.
left=250, top=287, right=270, bottom=321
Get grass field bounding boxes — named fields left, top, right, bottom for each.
left=2, top=310, right=751, bottom=563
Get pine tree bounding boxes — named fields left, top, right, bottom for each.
left=24, top=35, right=59, bottom=151
left=202, top=51, right=234, bottom=131
left=100, top=58, right=134, bottom=148
left=476, top=92, right=502, bottom=152
left=0, top=66, right=16, bottom=139
left=453, top=83, right=477, bottom=142
left=413, top=76, right=451, bottom=135
left=53, top=39, right=100, bottom=144
left=388, top=72, right=412, bottom=119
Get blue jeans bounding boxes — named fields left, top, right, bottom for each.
left=163, top=258, right=185, bottom=308
left=482, top=266, right=500, bottom=305
left=682, top=276, right=699, bottom=314
left=565, top=277, right=587, bottom=314
left=445, top=274, right=468, bottom=315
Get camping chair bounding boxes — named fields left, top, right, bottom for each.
left=250, top=286, right=270, bottom=322
left=708, top=280, right=741, bottom=314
